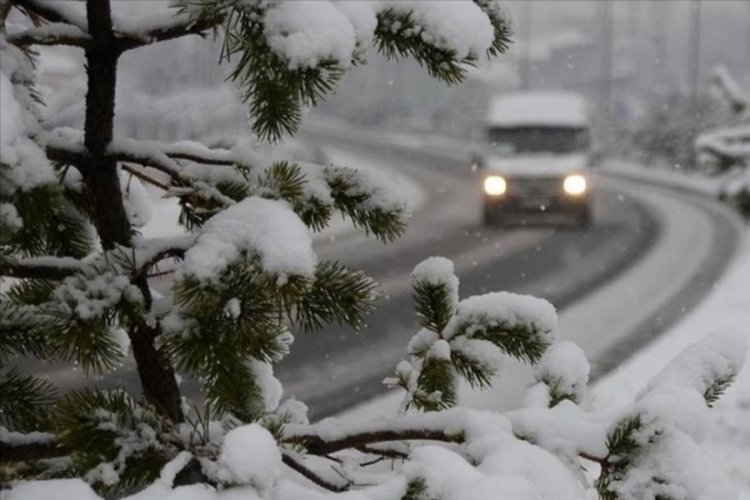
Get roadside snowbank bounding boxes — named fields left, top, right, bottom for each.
left=592, top=229, right=750, bottom=497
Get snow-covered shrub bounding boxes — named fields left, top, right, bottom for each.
left=630, top=92, right=723, bottom=170
left=0, top=2, right=746, bottom=500
left=696, top=66, right=750, bottom=217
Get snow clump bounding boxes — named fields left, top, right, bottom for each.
left=218, top=424, right=282, bottom=494
left=444, top=291, right=558, bottom=345
left=180, top=197, right=316, bottom=283
left=412, top=256, right=460, bottom=310
left=264, top=1, right=356, bottom=70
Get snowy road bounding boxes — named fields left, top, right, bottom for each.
left=19, top=129, right=741, bottom=419
left=276, top=128, right=742, bottom=418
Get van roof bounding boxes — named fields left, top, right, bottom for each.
left=487, top=91, right=588, bottom=128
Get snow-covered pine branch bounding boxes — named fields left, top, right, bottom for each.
left=696, top=66, right=750, bottom=215
left=711, top=64, right=749, bottom=116
left=176, top=0, right=511, bottom=141
left=4, top=1, right=746, bottom=499
left=7, top=0, right=89, bottom=32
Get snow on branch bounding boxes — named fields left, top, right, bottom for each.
left=697, top=125, right=750, bottom=157
left=280, top=453, right=348, bottom=492
left=7, top=23, right=91, bottom=49
left=114, top=11, right=223, bottom=52
left=711, top=64, right=749, bottom=115
left=107, top=137, right=237, bottom=207
left=160, top=141, right=236, bottom=166
left=9, top=0, right=88, bottom=31
left=0, top=255, right=83, bottom=280
left=0, top=430, right=62, bottom=463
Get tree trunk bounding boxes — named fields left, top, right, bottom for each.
left=82, top=0, right=183, bottom=423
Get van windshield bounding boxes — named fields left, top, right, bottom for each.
left=487, top=126, right=590, bottom=154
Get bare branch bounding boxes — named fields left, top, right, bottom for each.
left=281, top=453, right=348, bottom=493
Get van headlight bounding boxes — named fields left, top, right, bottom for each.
left=563, top=174, right=587, bottom=196
left=483, top=175, right=507, bottom=196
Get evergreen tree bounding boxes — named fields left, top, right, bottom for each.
left=0, top=2, right=745, bottom=499
left=696, top=65, right=750, bottom=217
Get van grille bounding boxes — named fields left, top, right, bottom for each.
left=508, top=177, right=562, bottom=196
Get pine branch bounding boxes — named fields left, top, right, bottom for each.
left=473, top=0, right=513, bottom=57
left=0, top=255, right=82, bottom=280
left=0, top=437, right=64, bottom=463
left=161, top=143, right=235, bottom=166
left=116, top=12, right=223, bottom=52
left=121, top=164, right=170, bottom=191
left=374, top=8, right=472, bottom=86
left=107, top=138, right=237, bottom=207
left=355, top=445, right=409, bottom=460
left=412, top=280, right=455, bottom=334
left=281, top=453, right=348, bottom=493
left=9, top=0, right=88, bottom=30
left=703, top=373, right=736, bottom=408
left=0, top=366, right=57, bottom=431
left=291, top=261, right=379, bottom=332
left=7, top=23, right=91, bottom=48
left=283, top=427, right=463, bottom=457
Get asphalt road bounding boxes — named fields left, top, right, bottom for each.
left=16, top=129, right=741, bottom=421
left=278, top=131, right=664, bottom=418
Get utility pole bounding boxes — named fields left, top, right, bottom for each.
left=651, top=2, right=668, bottom=94
left=688, top=0, right=702, bottom=109
left=599, top=0, right=614, bottom=117
left=518, top=0, right=532, bottom=90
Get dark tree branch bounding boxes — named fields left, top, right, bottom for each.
left=133, top=246, right=188, bottom=283
left=356, top=445, right=408, bottom=460
left=121, top=163, right=170, bottom=191
left=45, top=143, right=89, bottom=169
left=579, top=451, right=611, bottom=470
left=281, top=453, right=348, bottom=493
left=0, top=257, right=81, bottom=280
left=0, top=439, right=66, bottom=463
left=7, top=24, right=91, bottom=48
left=284, top=428, right=464, bottom=457
left=163, top=149, right=235, bottom=166
left=116, top=13, right=223, bottom=52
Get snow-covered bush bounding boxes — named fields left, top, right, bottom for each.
left=696, top=66, right=750, bottom=217
left=1, top=2, right=746, bottom=499
left=629, top=92, right=723, bottom=170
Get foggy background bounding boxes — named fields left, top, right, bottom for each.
left=27, top=1, right=750, bottom=164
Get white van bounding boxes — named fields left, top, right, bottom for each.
left=475, top=91, right=594, bottom=227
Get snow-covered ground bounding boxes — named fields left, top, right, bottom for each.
left=337, top=152, right=750, bottom=495
left=592, top=228, right=750, bottom=497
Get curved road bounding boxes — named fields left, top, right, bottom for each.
left=278, top=128, right=742, bottom=418
left=21, top=129, right=742, bottom=421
